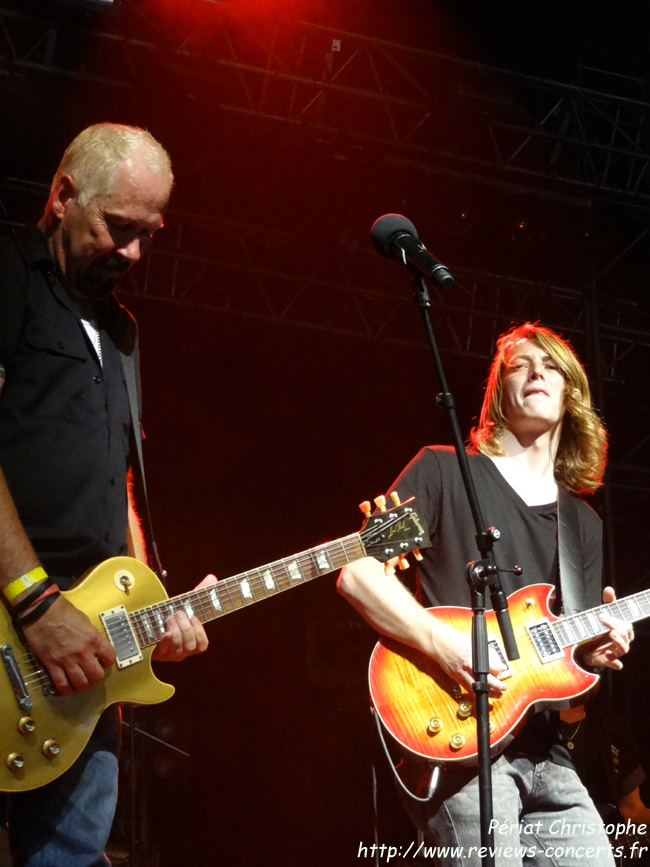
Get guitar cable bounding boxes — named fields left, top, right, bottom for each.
left=372, top=706, right=439, bottom=803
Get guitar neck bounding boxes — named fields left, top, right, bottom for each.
left=129, top=532, right=367, bottom=649
left=553, top=589, right=650, bottom=648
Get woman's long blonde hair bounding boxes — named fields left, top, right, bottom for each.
left=469, top=322, right=607, bottom=495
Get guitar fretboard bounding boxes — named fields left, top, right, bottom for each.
left=128, top=532, right=366, bottom=649
left=552, top=590, right=650, bottom=648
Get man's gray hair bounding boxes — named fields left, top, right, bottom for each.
left=51, top=123, right=173, bottom=206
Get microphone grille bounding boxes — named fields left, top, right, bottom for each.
left=370, top=214, right=419, bottom=257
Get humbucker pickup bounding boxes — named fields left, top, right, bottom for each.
left=100, top=606, right=143, bottom=668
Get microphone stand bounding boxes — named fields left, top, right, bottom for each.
left=410, top=274, right=520, bottom=867
left=121, top=708, right=191, bottom=867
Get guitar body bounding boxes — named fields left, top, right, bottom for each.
left=0, top=558, right=174, bottom=793
left=0, top=498, right=428, bottom=792
left=369, top=583, right=599, bottom=766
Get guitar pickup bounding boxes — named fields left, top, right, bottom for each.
left=488, top=639, right=513, bottom=680
left=100, top=605, right=143, bottom=669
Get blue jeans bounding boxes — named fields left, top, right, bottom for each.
left=403, top=754, right=615, bottom=867
left=5, top=707, right=120, bottom=867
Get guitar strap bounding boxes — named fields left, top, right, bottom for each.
left=557, top=486, right=587, bottom=616
left=119, top=327, right=166, bottom=583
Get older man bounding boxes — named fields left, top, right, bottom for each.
left=0, top=124, right=212, bottom=866
left=338, top=322, right=634, bottom=867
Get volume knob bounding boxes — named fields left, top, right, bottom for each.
left=7, top=752, right=24, bottom=771
left=18, top=716, right=36, bottom=735
left=457, top=701, right=472, bottom=720
left=449, top=733, right=466, bottom=751
left=42, top=739, right=60, bottom=758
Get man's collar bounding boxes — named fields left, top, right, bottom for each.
left=13, top=224, right=122, bottom=318
left=13, top=224, right=83, bottom=317
left=13, top=224, right=53, bottom=270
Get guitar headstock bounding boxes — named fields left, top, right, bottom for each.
left=358, top=493, right=430, bottom=565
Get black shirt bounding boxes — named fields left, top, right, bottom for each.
left=387, top=445, right=603, bottom=766
left=0, top=226, right=137, bottom=585
left=389, top=446, right=602, bottom=609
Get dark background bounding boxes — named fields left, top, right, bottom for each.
left=2, top=1, right=650, bottom=864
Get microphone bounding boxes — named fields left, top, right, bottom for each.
left=370, top=214, right=455, bottom=290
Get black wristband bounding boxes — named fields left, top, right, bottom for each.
left=17, top=591, right=61, bottom=627
left=11, top=577, right=54, bottom=616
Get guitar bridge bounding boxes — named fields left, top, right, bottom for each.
left=100, top=606, right=143, bottom=668
left=1, top=644, right=33, bottom=711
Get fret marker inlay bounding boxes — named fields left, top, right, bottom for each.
left=209, top=588, right=222, bottom=611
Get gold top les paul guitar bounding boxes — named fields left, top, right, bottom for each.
left=0, top=496, right=427, bottom=792
left=369, top=583, right=648, bottom=767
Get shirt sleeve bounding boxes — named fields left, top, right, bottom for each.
left=386, top=446, right=445, bottom=540
left=0, top=240, right=30, bottom=366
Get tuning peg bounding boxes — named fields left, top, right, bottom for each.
left=358, top=500, right=372, bottom=518
left=413, top=549, right=423, bottom=561
left=390, top=491, right=401, bottom=506
left=397, top=556, right=410, bottom=570
left=384, top=562, right=396, bottom=577
left=374, top=495, right=387, bottom=512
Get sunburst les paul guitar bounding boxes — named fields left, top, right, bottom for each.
left=369, top=583, right=649, bottom=767
left=0, top=496, right=428, bottom=792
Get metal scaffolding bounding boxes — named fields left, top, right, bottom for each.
left=1, top=1, right=650, bottom=205
left=1, top=0, right=650, bottom=570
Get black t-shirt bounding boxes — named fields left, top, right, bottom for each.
left=387, top=445, right=603, bottom=765
left=389, top=446, right=602, bottom=609
left=0, top=226, right=137, bottom=584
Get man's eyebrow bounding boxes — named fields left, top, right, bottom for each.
left=106, top=212, right=163, bottom=231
